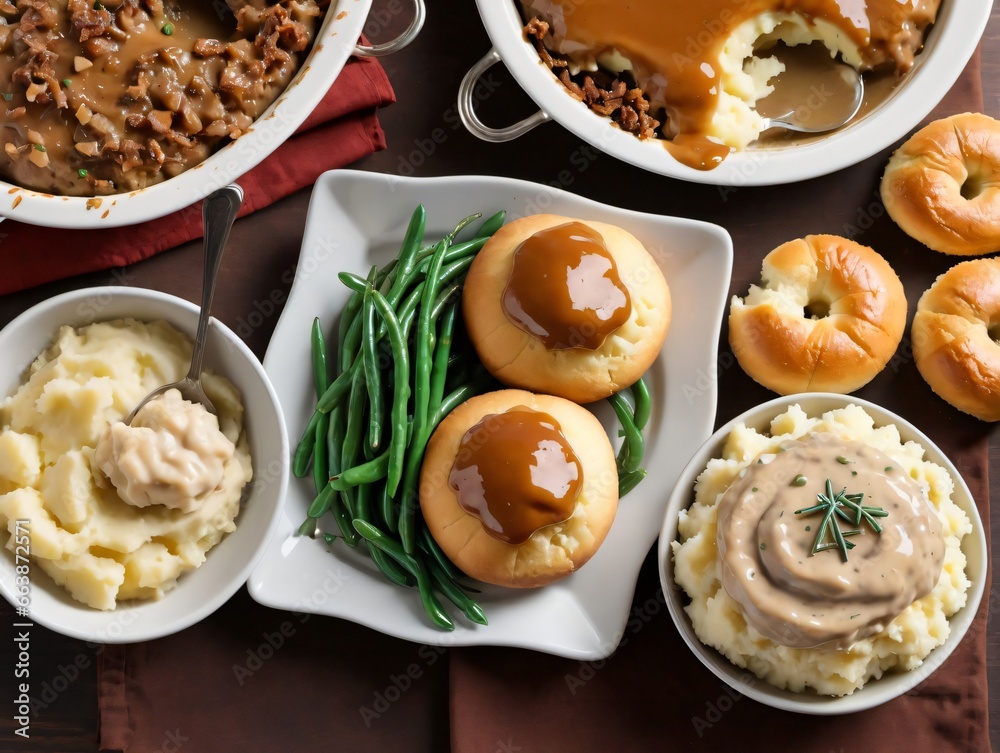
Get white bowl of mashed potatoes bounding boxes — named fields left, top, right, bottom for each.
left=0, top=287, right=288, bottom=643
left=658, top=393, right=986, bottom=713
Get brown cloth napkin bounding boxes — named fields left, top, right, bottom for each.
left=0, top=53, right=395, bottom=295
left=449, top=56, right=994, bottom=753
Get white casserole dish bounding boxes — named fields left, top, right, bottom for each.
left=460, top=1, right=992, bottom=186
left=0, top=0, right=424, bottom=229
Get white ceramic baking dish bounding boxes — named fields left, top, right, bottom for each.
left=0, top=0, right=424, bottom=228
left=460, top=1, right=991, bottom=186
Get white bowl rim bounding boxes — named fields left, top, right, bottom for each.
left=0, top=0, right=373, bottom=229
left=657, top=391, right=988, bottom=714
left=0, top=286, right=289, bottom=642
left=473, top=0, right=992, bottom=186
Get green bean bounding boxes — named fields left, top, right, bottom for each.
left=338, top=290, right=364, bottom=371
left=428, top=304, right=457, bottom=416
left=441, top=236, right=488, bottom=262
left=338, top=271, right=367, bottom=294
left=310, top=317, right=329, bottom=399
left=439, top=255, right=475, bottom=285
left=327, top=404, right=344, bottom=479
left=340, top=369, right=367, bottom=472
left=383, top=205, right=427, bottom=310
left=400, top=239, right=451, bottom=553
left=307, top=483, right=335, bottom=518
left=292, top=409, right=321, bottom=478
left=312, top=412, right=330, bottom=496
left=474, top=210, right=506, bottom=239
left=432, top=374, right=495, bottom=428
left=330, top=451, right=390, bottom=491
left=297, top=517, right=319, bottom=538
left=426, top=558, right=488, bottom=626
left=340, top=309, right=364, bottom=373
left=369, top=288, right=411, bottom=497
left=412, top=236, right=486, bottom=267
left=353, top=520, right=454, bottom=631
left=378, top=479, right=395, bottom=533
left=397, top=283, right=423, bottom=340
left=317, top=357, right=360, bottom=413
left=431, top=283, right=461, bottom=321
left=632, top=376, right=652, bottom=431
left=361, top=284, right=384, bottom=451
left=354, top=483, right=412, bottom=587
left=418, top=525, right=463, bottom=583
left=370, top=546, right=414, bottom=588
left=618, top=468, right=647, bottom=497
left=446, top=212, right=482, bottom=243
left=390, top=242, right=480, bottom=303
left=609, top=391, right=645, bottom=474
left=330, top=489, right=359, bottom=546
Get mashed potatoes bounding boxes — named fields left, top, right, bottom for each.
left=672, top=404, right=971, bottom=696
left=0, top=320, right=252, bottom=610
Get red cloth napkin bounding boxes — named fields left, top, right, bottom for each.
left=0, top=54, right=395, bottom=295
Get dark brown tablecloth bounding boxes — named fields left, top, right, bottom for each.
left=96, top=55, right=992, bottom=753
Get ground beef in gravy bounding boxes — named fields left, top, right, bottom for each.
left=0, top=0, right=325, bottom=196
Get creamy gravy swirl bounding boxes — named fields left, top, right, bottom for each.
left=520, top=0, right=939, bottom=169
left=716, top=436, right=945, bottom=648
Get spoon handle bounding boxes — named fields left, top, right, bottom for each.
left=187, top=184, right=244, bottom=382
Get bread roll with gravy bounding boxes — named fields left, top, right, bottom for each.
left=462, top=215, right=670, bottom=404
left=420, top=389, right=618, bottom=588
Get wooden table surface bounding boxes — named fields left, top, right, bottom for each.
left=0, top=3, right=998, bottom=751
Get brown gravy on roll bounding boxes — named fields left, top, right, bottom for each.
left=502, top=222, right=631, bottom=350
left=716, top=436, right=945, bottom=648
left=521, top=0, right=939, bottom=169
left=449, top=407, right=582, bottom=544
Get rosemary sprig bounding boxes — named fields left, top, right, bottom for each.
left=794, top=478, right=888, bottom=562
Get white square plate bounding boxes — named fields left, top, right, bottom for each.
left=248, top=170, right=733, bottom=659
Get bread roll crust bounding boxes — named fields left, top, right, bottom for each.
left=881, top=112, right=1000, bottom=256
left=420, top=389, right=618, bottom=588
left=729, top=235, right=906, bottom=395
left=912, top=257, right=1000, bottom=421
left=462, top=214, right=671, bottom=404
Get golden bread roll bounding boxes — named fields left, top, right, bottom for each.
left=462, top=214, right=671, bottom=404
left=420, top=389, right=618, bottom=588
left=912, top=258, right=1000, bottom=421
left=729, top=235, right=906, bottom=395
left=881, top=112, right=1000, bottom=256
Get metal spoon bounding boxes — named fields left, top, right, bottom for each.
left=758, top=61, right=864, bottom=133
left=126, top=184, right=244, bottom=424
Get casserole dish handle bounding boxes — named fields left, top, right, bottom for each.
left=355, top=0, right=426, bottom=57
left=459, top=48, right=551, bottom=142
